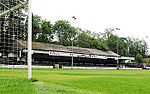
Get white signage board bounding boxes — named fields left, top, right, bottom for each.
left=49, top=51, right=72, bottom=57
left=49, top=51, right=107, bottom=59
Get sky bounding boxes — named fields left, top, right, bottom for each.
left=32, top=0, right=150, bottom=52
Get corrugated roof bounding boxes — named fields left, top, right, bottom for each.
left=17, top=40, right=119, bottom=57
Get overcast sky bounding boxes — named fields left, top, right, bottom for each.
left=32, top=0, right=150, bottom=52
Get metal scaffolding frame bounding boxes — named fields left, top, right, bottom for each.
left=0, top=0, right=27, bottom=17
left=0, top=0, right=28, bottom=65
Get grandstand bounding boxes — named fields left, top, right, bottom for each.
left=0, top=40, right=134, bottom=67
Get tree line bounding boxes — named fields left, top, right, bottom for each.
left=32, top=14, right=148, bottom=60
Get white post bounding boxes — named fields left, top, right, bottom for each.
left=28, top=0, right=32, bottom=80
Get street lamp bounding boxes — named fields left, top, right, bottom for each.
left=146, top=36, right=148, bottom=66
left=115, top=28, right=120, bottom=69
left=71, top=16, right=77, bottom=69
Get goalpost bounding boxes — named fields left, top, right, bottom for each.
left=0, top=0, right=32, bottom=80
left=27, top=0, right=32, bottom=80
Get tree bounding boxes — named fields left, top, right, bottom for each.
left=53, top=20, right=77, bottom=46
left=102, top=31, right=128, bottom=55
left=143, top=58, right=150, bottom=64
left=75, top=30, right=91, bottom=48
left=32, top=14, right=42, bottom=42
left=118, top=37, right=129, bottom=56
left=75, top=30, right=109, bottom=51
left=37, top=20, right=54, bottom=43
left=102, top=28, right=148, bottom=57
left=102, top=28, right=114, bottom=44
left=96, top=38, right=110, bottom=51
left=128, top=37, right=148, bottom=57
left=136, top=54, right=143, bottom=63
left=32, top=14, right=54, bottom=43
left=32, top=14, right=42, bottom=41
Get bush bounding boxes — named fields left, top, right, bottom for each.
left=143, top=58, right=150, bottom=63
left=136, top=54, right=143, bottom=63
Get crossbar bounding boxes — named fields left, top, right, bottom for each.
left=0, top=1, right=27, bottom=17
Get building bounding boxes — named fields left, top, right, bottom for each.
left=0, top=40, right=134, bottom=67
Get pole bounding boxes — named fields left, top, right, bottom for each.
left=28, top=0, right=32, bottom=80
left=116, top=28, right=120, bottom=69
left=146, top=36, right=148, bottom=66
left=71, top=40, right=73, bottom=69
left=71, top=16, right=77, bottom=69
left=117, top=40, right=119, bottom=69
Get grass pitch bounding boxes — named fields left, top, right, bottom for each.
left=0, top=68, right=150, bottom=94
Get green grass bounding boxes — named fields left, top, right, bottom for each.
left=0, top=68, right=150, bottom=94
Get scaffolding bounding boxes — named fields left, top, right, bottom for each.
left=0, top=0, right=28, bottom=65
